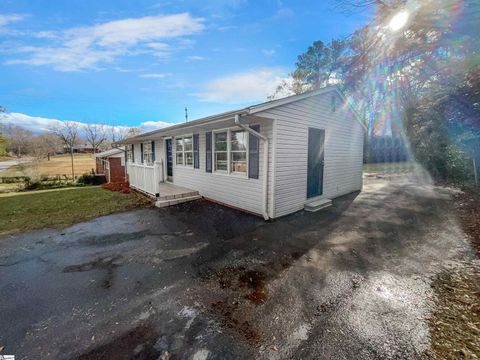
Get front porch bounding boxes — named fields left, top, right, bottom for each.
left=127, top=163, right=201, bottom=207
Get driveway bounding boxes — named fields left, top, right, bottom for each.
left=0, top=158, right=31, bottom=173
left=0, top=171, right=475, bottom=359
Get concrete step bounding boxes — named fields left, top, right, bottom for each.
left=304, top=198, right=332, bottom=212
left=155, top=194, right=202, bottom=208
left=158, top=190, right=199, bottom=201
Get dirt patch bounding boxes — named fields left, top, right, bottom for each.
left=211, top=300, right=261, bottom=344
left=238, top=270, right=268, bottom=305
left=453, top=188, right=480, bottom=256
left=103, top=181, right=132, bottom=193
left=423, top=187, right=480, bottom=359
left=423, top=264, right=480, bottom=360
left=77, top=323, right=160, bottom=360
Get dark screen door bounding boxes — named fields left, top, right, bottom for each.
left=307, top=128, right=325, bottom=198
left=166, top=139, right=173, bottom=181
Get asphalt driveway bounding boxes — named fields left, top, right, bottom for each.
left=0, top=171, right=475, bottom=360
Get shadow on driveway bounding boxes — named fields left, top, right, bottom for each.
left=0, top=174, right=474, bottom=360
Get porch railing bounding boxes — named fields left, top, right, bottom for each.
left=127, top=161, right=163, bottom=196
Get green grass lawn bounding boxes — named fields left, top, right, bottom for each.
left=0, top=187, right=149, bottom=235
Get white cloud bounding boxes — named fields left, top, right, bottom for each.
left=6, top=13, right=205, bottom=71
left=262, top=49, right=276, bottom=57
left=140, top=120, right=175, bottom=132
left=0, top=112, right=175, bottom=134
left=0, top=13, right=26, bottom=35
left=0, top=14, right=25, bottom=27
left=193, top=68, right=287, bottom=104
left=186, top=55, right=205, bottom=61
left=140, top=73, right=171, bottom=78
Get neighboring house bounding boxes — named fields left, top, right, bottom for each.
left=95, top=148, right=126, bottom=183
left=120, top=86, right=365, bottom=219
left=70, top=143, right=95, bottom=153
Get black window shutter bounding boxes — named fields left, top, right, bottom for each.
left=131, top=144, right=135, bottom=163
left=193, top=134, right=199, bottom=169
left=205, top=132, right=212, bottom=173
left=249, top=125, right=260, bottom=179
left=140, top=143, right=144, bottom=163
left=151, top=141, right=155, bottom=162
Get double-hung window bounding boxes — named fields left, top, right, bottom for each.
left=230, top=130, right=247, bottom=174
left=214, top=131, right=228, bottom=172
left=127, top=146, right=133, bottom=162
left=143, top=141, right=154, bottom=165
left=175, top=136, right=193, bottom=166
left=213, top=129, right=248, bottom=175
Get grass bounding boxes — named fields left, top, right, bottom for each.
left=0, top=153, right=95, bottom=178
left=363, top=161, right=416, bottom=174
left=0, top=183, right=21, bottom=193
left=0, top=186, right=149, bottom=235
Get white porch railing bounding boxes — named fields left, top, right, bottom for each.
left=127, top=161, right=163, bottom=196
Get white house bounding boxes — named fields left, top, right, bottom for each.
left=119, top=86, right=365, bottom=219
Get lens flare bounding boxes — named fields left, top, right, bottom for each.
left=388, top=11, right=409, bottom=31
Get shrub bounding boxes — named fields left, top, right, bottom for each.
left=76, top=173, right=106, bottom=185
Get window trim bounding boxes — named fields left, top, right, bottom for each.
left=212, top=127, right=249, bottom=178
left=175, top=134, right=194, bottom=168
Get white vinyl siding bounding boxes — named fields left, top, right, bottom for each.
left=256, top=92, right=364, bottom=218
left=172, top=119, right=273, bottom=216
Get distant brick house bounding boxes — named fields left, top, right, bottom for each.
left=95, top=148, right=126, bottom=183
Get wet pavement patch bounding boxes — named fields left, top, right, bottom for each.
left=63, top=255, right=122, bottom=289
left=77, top=323, right=160, bottom=360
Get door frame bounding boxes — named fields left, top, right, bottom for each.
left=306, top=127, right=325, bottom=199
left=164, top=137, right=173, bottom=183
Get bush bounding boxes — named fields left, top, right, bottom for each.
left=24, top=179, right=74, bottom=191
left=76, top=173, right=106, bottom=185
left=0, top=176, right=30, bottom=184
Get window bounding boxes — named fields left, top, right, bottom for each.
left=175, top=136, right=193, bottom=167
left=176, top=138, right=183, bottom=165
left=184, top=136, right=193, bottom=166
left=127, top=147, right=133, bottom=162
left=230, top=130, right=247, bottom=174
left=214, top=131, right=228, bottom=172
left=143, top=141, right=154, bottom=165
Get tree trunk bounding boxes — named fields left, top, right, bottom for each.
left=70, top=150, right=75, bottom=179
left=47, top=153, right=50, bottom=161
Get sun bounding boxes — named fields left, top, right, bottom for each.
left=388, top=11, right=409, bottom=32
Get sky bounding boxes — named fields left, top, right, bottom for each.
left=0, top=0, right=371, bottom=133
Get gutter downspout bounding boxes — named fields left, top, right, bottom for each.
left=234, top=114, right=270, bottom=221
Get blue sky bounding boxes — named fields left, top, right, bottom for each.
left=0, top=0, right=371, bottom=132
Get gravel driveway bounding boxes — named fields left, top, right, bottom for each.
left=0, top=171, right=475, bottom=359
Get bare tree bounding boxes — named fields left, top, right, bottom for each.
left=84, top=124, right=107, bottom=153
left=3, top=125, right=34, bottom=157
left=50, top=121, right=79, bottom=178
left=109, top=126, right=140, bottom=144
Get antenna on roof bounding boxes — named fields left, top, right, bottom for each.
left=185, top=106, right=188, bottom=123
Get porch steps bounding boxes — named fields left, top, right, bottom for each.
left=304, top=198, right=332, bottom=212
left=158, top=190, right=199, bottom=201
left=155, top=193, right=202, bottom=208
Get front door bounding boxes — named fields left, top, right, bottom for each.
left=166, top=139, right=173, bottom=182
left=307, top=128, right=325, bottom=198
